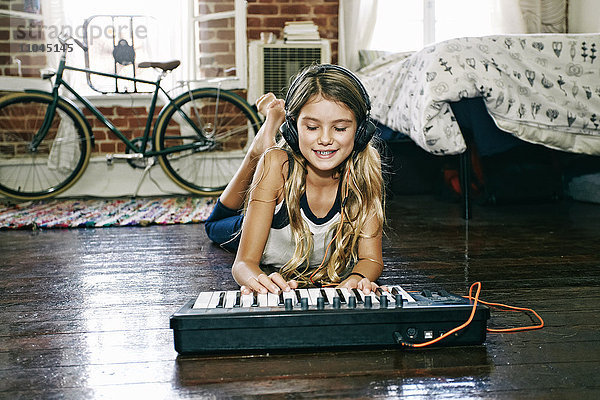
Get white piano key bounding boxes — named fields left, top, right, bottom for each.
left=338, top=287, right=352, bottom=303
left=257, top=293, right=268, bottom=307
left=299, top=288, right=313, bottom=305
left=207, top=291, right=224, bottom=308
left=391, top=285, right=416, bottom=302
left=377, top=288, right=394, bottom=302
left=365, top=292, right=380, bottom=304
left=241, top=292, right=253, bottom=307
left=308, top=288, right=322, bottom=305
left=192, top=291, right=213, bottom=309
left=283, top=290, right=296, bottom=305
left=224, top=291, right=238, bottom=308
left=351, top=288, right=366, bottom=303
left=267, top=292, right=279, bottom=307
left=323, top=287, right=337, bottom=303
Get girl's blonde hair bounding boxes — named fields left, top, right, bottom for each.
left=280, top=141, right=384, bottom=286
left=277, top=65, right=386, bottom=286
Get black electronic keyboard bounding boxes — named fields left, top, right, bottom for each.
left=170, top=286, right=490, bottom=354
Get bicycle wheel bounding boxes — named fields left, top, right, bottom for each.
left=154, top=88, right=261, bottom=195
left=0, top=92, right=92, bottom=200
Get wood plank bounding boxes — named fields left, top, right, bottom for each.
left=1, top=195, right=599, bottom=398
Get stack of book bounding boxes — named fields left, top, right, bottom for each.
left=283, top=21, right=321, bottom=43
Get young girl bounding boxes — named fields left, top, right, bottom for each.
left=205, top=64, right=385, bottom=295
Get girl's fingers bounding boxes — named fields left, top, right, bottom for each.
left=242, top=274, right=269, bottom=294
left=242, top=277, right=297, bottom=295
left=240, top=285, right=252, bottom=295
left=357, top=278, right=374, bottom=294
left=257, top=273, right=280, bottom=294
left=268, top=272, right=291, bottom=292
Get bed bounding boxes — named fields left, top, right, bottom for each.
left=357, top=33, right=600, bottom=213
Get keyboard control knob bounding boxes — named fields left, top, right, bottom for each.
left=317, top=297, right=325, bottom=310
left=348, top=295, right=357, bottom=309
left=333, top=296, right=341, bottom=309
left=395, top=294, right=404, bottom=308
left=364, top=296, right=372, bottom=309
left=379, top=295, right=388, bottom=308
left=301, top=297, right=309, bottom=310
left=284, top=298, right=293, bottom=311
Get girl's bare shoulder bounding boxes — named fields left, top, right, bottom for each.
left=253, top=147, right=291, bottom=191
left=262, top=148, right=291, bottom=174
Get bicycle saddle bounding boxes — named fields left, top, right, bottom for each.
left=138, top=60, right=181, bottom=71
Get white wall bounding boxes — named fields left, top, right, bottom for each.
left=569, top=0, right=600, bottom=32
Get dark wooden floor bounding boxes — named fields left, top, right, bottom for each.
left=1, top=195, right=599, bottom=399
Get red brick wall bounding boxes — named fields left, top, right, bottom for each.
left=84, top=106, right=159, bottom=154
left=1, top=0, right=47, bottom=77
left=1, top=1, right=340, bottom=155
left=247, top=0, right=339, bottom=63
left=196, top=0, right=237, bottom=79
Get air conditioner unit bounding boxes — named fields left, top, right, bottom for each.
left=248, top=40, right=331, bottom=105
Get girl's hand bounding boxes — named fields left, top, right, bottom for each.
left=337, top=276, right=380, bottom=294
left=240, top=272, right=298, bottom=295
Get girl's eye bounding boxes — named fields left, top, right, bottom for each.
left=335, top=126, right=348, bottom=132
left=306, top=126, right=318, bottom=131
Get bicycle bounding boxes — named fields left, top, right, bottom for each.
left=0, top=35, right=262, bottom=201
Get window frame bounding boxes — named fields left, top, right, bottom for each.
left=2, top=1, right=248, bottom=105
left=186, top=0, right=247, bottom=90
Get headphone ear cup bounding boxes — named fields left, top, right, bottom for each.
left=280, top=117, right=300, bottom=154
left=354, top=118, right=377, bottom=153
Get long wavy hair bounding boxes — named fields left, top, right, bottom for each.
left=275, top=65, right=386, bottom=286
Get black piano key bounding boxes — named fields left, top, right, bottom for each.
left=295, top=290, right=302, bottom=305
left=335, top=288, right=347, bottom=303
left=352, top=288, right=364, bottom=303
left=216, top=292, right=225, bottom=308
left=391, top=287, right=399, bottom=295
left=278, top=292, right=285, bottom=306
left=376, top=287, right=383, bottom=296
left=234, top=291, right=241, bottom=307
left=252, top=292, right=258, bottom=307
left=319, top=289, right=329, bottom=304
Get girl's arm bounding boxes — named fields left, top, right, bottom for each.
left=337, top=214, right=384, bottom=293
left=231, top=149, right=297, bottom=294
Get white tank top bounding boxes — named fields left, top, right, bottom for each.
left=260, top=190, right=341, bottom=269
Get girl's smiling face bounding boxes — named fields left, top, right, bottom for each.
left=297, top=95, right=357, bottom=175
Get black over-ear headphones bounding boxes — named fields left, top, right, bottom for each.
left=280, top=64, right=377, bottom=155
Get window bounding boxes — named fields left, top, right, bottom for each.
left=190, top=0, right=247, bottom=90
left=33, top=0, right=246, bottom=96
left=369, top=0, right=497, bottom=52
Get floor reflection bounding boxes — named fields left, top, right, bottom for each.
left=174, top=346, right=493, bottom=386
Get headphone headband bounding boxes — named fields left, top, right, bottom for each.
left=284, top=64, right=372, bottom=112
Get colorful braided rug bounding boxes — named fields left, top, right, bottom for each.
left=0, top=197, right=216, bottom=229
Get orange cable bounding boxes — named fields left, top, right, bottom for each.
left=462, top=294, right=545, bottom=333
left=400, top=281, right=483, bottom=348
left=400, top=282, right=545, bottom=348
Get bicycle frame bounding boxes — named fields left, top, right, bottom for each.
left=31, top=49, right=207, bottom=157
